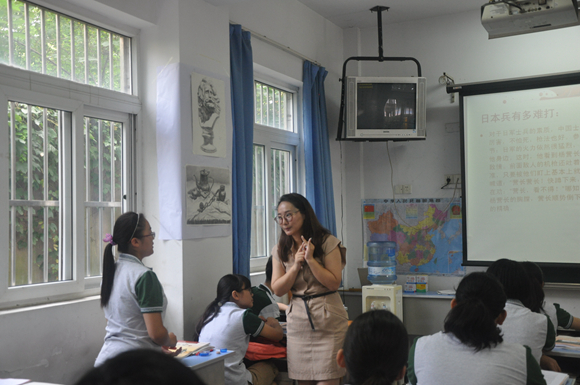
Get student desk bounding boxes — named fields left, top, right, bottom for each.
left=181, top=350, right=233, bottom=385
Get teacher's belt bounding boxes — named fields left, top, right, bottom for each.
left=292, top=291, right=337, bottom=330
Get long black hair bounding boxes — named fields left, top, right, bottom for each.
left=276, top=193, right=333, bottom=263
left=521, top=261, right=545, bottom=313
left=342, top=310, right=408, bottom=385
left=443, top=272, right=506, bottom=351
left=487, top=258, right=534, bottom=309
left=194, top=274, right=251, bottom=339
left=101, top=212, right=147, bottom=308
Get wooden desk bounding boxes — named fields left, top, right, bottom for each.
left=181, top=350, right=233, bottom=385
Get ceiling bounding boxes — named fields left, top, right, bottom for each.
left=295, top=0, right=485, bottom=29
left=205, top=0, right=486, bottom=29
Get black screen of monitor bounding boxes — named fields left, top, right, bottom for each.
left=357, top=83, right=416, bottom=130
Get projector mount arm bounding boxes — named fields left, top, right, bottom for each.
left=336, top=5, right=423, bottom=141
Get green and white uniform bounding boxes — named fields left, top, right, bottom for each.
left=198, top=302, right=265, bottom=385
left=250, top=284, right=280, bottom=320
left=407, top=332, right=546, bottom=385
left=95, top=253, right=166, bottom=367
left=543, top=303, right=573, bottom=330
left=500, top=299, right=556, bottom=362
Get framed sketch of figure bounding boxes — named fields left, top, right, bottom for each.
left=191, top=72, right=226, bottom=157
left=185, top=165, right=231, bottom=225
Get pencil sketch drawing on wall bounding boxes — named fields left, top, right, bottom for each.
left=186, top=165, right=231, bottom=225
left=191, top=72, right=226, bottom=157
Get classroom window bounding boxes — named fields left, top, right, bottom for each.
left=8, top=102, right=67, bottom=286
left=6, top=101, right=133, bottom=289
left=251, top=78, right=300, bottom=272
left=254, top=81, right=293, bottom=132
left=0, top=0, right=132, bottom=93
left=0, top=1, right=138, bottom=307
left=84, top=117, right=124, bottom=277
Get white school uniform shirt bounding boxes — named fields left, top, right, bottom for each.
left=198, top=302, right=264, bottom=385
left=499, top=299, right=555, bottom=362
left=95, top=253, right=167, bottom=367
left=542, top=302, right=573, bottom=330
left=408, top=332, right=545, bottom=385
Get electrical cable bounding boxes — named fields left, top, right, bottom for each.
left=339, top=140, right=346, bottom=302
left=387, top=142, right=460, bottom=230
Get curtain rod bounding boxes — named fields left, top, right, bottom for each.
left=238, top=25, right=322, bottom=67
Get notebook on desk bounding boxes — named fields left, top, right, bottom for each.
left=541, top=370, right=569, bottom=385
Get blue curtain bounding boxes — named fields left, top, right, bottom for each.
left=230, top=25, right=254, bottom=277
left=303, top=61, right=337, bottom=235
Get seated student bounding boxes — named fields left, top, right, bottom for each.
left=336, top=310, right=408, bottom=385
left=74, top=349, right=206, bottom=385
left=250, top=256, right=288, bottom=320
left=407, top=272, right=546, bottom=385
left=195, top=274, right=284, bottom=385
left=522, top=261, right=580, bottom=371
left=522, top=261, right=580, bottom=331
left=487, top=259, right=556, bottom=363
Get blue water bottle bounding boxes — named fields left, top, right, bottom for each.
left=367, top=241, right=397, bottom=284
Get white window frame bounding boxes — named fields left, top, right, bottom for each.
left=1, top=0, right=133, bottom=94
left=250, top=70, right=304, bottom=273
left=0, top=64, right=139, bottom=309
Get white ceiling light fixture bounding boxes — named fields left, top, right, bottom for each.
left=481, top=0, right=580, bottom=39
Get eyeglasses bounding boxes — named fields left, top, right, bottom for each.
left=140, top=231, right=155, bottom=240
left=274, top=210, right=299, bottom=224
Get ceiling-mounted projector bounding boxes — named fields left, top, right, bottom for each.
left=481, top=0, right=580, bottom=38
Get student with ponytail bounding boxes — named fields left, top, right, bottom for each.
left=487, top=259, right=555, bottom=364
left=336, top=310, right=408, bottom=385
left=196, top=274, right=284, bottom=385
left=95, top=212, right=178, bottom=367
left=407, top=272, right=546, bottom=385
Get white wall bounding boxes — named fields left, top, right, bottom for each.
left=338, top=9, right=580, bottom=299
left=0, top=297, right=106, bottom=383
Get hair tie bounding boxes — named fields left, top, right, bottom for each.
left=103, top=233, right=116, bottom=246
left=217, top=301, right=223, bottom=307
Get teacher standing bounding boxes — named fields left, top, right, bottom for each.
left=271, top=193, right=348, bottom=385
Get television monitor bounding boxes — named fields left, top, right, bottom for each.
left=345, top=76, right=427, bottom=141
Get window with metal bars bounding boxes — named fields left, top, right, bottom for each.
left=0, top=0, right=137, bottom=307
left=0, top=0, right=131, bottom=93
left=7, top=102, right=128, bottom=287
left=251, top=78, right=300, bottom=271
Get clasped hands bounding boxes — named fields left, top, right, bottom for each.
left=294, top=235, right=314, bottom=269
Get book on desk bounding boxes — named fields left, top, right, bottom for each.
left=541, top=370, right=570, bottom=385
left=167, top=341, right=211, bottom=359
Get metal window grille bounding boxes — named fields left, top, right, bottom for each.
left=84, top=117, right=123, bottom=277
left=251, top=144, right=294, bottom=259
left=254, top=80, right=293, bottom=132
left=251, top=144, right=267, bottom=259
left=8, top=101, right=65, bottom=286
left=0, top=0, right=131, bottom=93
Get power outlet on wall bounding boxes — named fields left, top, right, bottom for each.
left=444, top=174, right=461, bottom=185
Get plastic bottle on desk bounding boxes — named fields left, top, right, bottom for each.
left=367, top=241, right=397, bottom=284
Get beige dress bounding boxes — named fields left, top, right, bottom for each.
left=272, top=235, right=348, bottom=381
